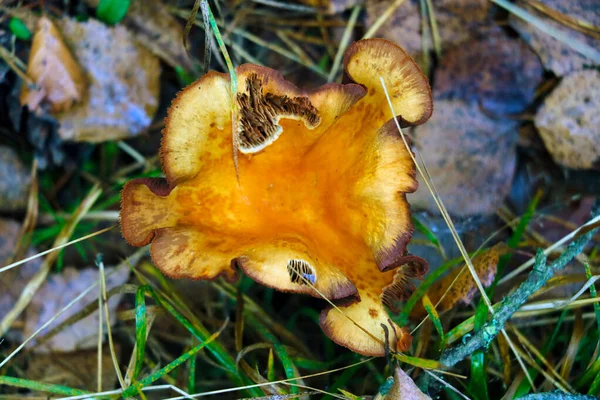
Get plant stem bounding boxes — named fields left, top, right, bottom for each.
left=517, top=392, right=596, bottom=400
left=421, top=199, right=599, bottom=392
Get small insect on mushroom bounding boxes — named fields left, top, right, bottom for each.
left=120, top=39, right=433, bottom=356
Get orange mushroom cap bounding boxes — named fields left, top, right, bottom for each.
left=121, top=38, right=432, bottom=356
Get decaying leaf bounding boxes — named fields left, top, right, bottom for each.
left=535, top=69, right=600, bottom=170
left=411, top=243, right=506, bottom=319
left=85, top=0, right=193, bottom=70
left=20, top=16, right=87, bottom=113
left=375, top=367, right=431, bottom=399
left=435, top=30, right=543, bottom=115
left=0, top=146, right=32, bottom=211
left=0, top=218, right=42, bottom=341
left=411, top=100, right=518, bottom=216
left=26, top=346, right=120, bottom=391
left=54, top=18, right=160, bottom=142
left=24, top=264, right=130, bottom=353
left=510, top=0, right=600, bottom=76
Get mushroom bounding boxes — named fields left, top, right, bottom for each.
left=121, top=39, right=432, bottom=356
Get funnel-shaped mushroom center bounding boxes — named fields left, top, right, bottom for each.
left=121, top=39, right=433, bottom=356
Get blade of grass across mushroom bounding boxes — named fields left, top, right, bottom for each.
left=160, top=358, right=377, bottom=400
left=378, top=77, right=536, bottom=388
left=183, top=0, right=240, bottom=174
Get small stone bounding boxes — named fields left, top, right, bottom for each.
left=0, top=146, right=32, bottom=211
left=535, top=70, right=600, bottom=170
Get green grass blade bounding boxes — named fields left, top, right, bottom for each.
left=134, top=285, right=150, bottom=379
left=187, top=341, right=197, bottom=394
left=422, top=294, right=444, bottom=343
left=267, top=348, right=276, bottom=382
left=394, top=353, right=442, bottom=370
left=0, top=376, right=89, bottom=397
left=413, top=216, right=446, bottom=258
left=468, top=301, right=490, bottom=400
left=247, top=314, right=298, bottom=394
left=121, top=320, right=227, bottom=398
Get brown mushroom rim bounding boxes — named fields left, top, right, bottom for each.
left=120, top=38, right=432, bottom=356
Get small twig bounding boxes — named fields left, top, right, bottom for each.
left=327, top=4, right=360, bottom=82
left=421, top=200, right=599, bottom=391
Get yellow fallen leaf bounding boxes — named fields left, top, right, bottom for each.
left=411, top=243, right=508, bottom=319
left=20, top=16, right=86, bottom=113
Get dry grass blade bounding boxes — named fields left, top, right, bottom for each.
left=509, top=335, right=573, bottom=393
left=363, top=0, right=408, bottom=39
left=524, top=0, right=600, bottom=39
left=497, top=207, right=591, bottom=269
left=510, top=325, right=574, bottom=392
left=559, top=310, right=583, bottom=380
left=0, top=225, right=115, bottom=274
left=491, top=0, right=600, bottom=63
left=500, top=215, right=600, bottom=284
left=97, top=256, right=126, bottom=389
left=0, top=43, right=35, bottom=85
left=423, top=370, right=469, bottom=400
left=327, top=5, right=361, bottom=82
left=96, top=259, right=103, bottom=392
left=9, top=159, right=38, bottom=264
left=0, top=184, right=102, bottom=336
left=183, top=0, right=202, bottom=51
left=160, top=358, right=375, bottom=399
left=251, top=0, right=317, bottom=13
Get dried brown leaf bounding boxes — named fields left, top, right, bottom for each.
left=20, top=16, right=87, bottom=113
left=411, top=243, right=507, bottom=319
left=54, top=18, right=160, bottom=142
